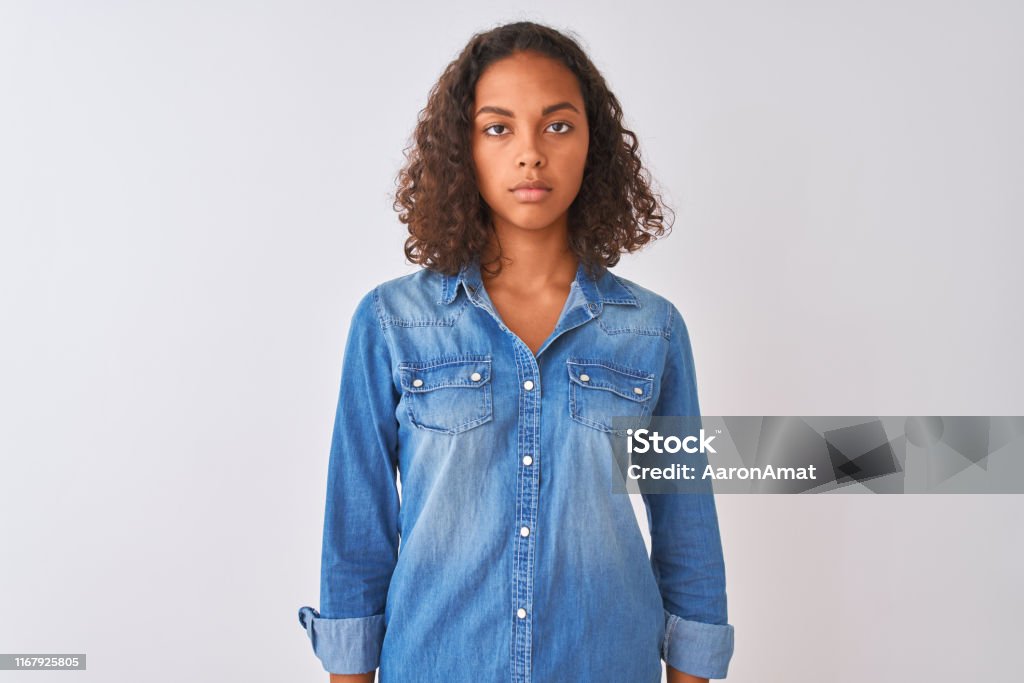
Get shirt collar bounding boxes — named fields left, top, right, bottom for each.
left=438, top=257, right=639, bottom=311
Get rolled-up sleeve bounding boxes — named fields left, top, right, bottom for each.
left=298, top=286, right=401, bottom=674
left=644, top=303, right=735, bottom=679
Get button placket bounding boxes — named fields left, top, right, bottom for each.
left=511, top=344, right=540, bottom=683
left=464, top=273, right=603, bottom=683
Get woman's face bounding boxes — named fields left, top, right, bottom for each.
left=471, top=51, right=590, bottom=237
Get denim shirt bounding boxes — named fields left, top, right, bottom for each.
left=297, top=258, right=735, bottom=682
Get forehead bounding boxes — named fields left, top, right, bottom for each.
left=474, top=52, right=584, bottom=106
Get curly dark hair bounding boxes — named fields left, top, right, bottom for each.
left=392, top=20, right=674, bottom=279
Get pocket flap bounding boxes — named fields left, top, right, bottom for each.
left=399, top=356, right=492, bottom=393
left=567, top=359, right=654, bottom=402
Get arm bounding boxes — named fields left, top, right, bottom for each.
left=644, top=303, right=735, bottom=679
left=298, top=287, right=401, bottom=676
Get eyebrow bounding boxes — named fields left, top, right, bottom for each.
left=474, top=101, right=581, bottom=118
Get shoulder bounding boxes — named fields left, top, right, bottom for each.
left=354, top=267, right=462, bottom=328
left=599, top=271, right=688, bottom=340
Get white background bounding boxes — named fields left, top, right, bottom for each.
left=1, top=1, right=1022, bottom=681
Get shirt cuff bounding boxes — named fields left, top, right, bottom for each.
left=297, top=606, right=385, bottom=674
left=660, top=608, right=735, bottom=679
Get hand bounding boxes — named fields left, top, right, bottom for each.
left=666, top=663, right=709, bottom=683
left=329, top=671, right=375, bottom=683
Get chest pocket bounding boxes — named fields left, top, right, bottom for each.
left=399, top=355, right=493, bottom=434
left=567, top=358, right=655, bottom=433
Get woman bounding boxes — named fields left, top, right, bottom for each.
left=298, top=21, right=735, bottom=683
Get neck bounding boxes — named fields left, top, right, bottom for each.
left=480, top=222, right=578, bottom=292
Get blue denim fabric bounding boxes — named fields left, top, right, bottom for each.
left=298, top=259, right=735, bottom=681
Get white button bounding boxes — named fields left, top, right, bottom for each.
left=470, top=372, right=482, bottom=381
left=523, top=380, right=534, bottom=391
left=517, top=608, right=527, bottom=619
left=520, top=526, right=530, bottom=537
left=522, top=455, right=533, bottom=466
left=580, top=374, right=590, bottom=382
left=412, top=378, right=423, bottom=387
left=633, top=387, right=643, bottom=395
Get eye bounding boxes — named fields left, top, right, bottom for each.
left=481, top=121, right=575, bottom=137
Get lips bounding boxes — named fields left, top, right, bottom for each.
left=510, top=179, right=552, bottom=203
left=511, top=179, right=552, bottom=191
left=511, top=187, right=551, bottom=203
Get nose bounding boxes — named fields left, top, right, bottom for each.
left=515, top=133, right=545, bottom=168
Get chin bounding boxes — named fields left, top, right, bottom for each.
left=510, top=218, right=561, bottom=232
left=502, top=209, right=567, bottom=230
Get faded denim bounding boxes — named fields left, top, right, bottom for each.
left=298, top=258, right=735, bottom=681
